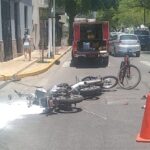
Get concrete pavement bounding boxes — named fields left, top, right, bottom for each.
left=0, top=46, right=71, bottom=81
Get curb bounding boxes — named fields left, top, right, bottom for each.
left=0, top=47, right=71, bottom=81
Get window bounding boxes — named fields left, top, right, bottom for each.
left=120, top=35, right=137, bottom=40
left=110, top=34, right=117, bottom=40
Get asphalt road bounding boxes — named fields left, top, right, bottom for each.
left=0, top=51, right=150, bottom=150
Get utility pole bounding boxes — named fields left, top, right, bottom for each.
left=48, top=0, right=52, bottom=58
left=48, top=0, right=55, bottom=58
left=52, top=0, right=56, bottom=56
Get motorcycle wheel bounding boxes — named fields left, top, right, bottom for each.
left=82, top=76, right=98, bottom=81
left=56, top=103, right=81, bottom=113
left=56, top=95, right=83, bottom=104
left=102, top=76, right=118, bottom=89
left=80, top=86, right=101, bottom=97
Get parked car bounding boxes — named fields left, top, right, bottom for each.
left=131, top=29, right=150, bottom=51
left=109, top=33, right=141, bottom=57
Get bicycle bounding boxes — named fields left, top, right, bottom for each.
left=118, top=51, right=141, bottom=90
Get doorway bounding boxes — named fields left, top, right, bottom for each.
left=1, top=0, right=12, bottom=61
left=14, top=2, right=22, bottom=54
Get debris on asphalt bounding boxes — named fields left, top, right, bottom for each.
left=55, top=60, right=60, bottom=65
left=141, top=105, right=146, bottom=109
left=141, top=94, right=148, bottom=100
left=123, top=102, right=129, bottom=105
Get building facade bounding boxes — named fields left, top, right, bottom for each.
left=32, top=0, right=48, bottom=50
left=32, top=0, right=68, bottom=50
left=0, top=0, right=32, bottom=61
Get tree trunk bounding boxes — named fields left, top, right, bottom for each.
left=68, top=16, right=74, bottom=45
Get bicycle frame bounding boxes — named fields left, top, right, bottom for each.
left=119, top=54, right=131, bottom=84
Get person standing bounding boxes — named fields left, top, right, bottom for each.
left=23, top=29, right=31, bottom=61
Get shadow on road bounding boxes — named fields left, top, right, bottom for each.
left=70, top=59, right=108, bottom=69
left=43, top=107, right=83, bottom=116
left=141, top=51, right=150, bottom=54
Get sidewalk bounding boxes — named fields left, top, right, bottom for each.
left=0, top=46, right=71, bottom=81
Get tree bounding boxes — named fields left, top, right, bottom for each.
left=111, top=0, right=150, bottom=28
left=136, top=0, right=150, bottom=9
left=56, top=0, right=119, bottom=45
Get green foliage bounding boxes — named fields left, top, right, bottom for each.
left=136, top=0, right=150, bottom=9
left=56, top=0, right=150, bottom=32
left=55, top=0, right=122, bottom=44
left=113, top=0, right=143, bottom=26
left=96, top=0, right=150, bottom=29
left=102, top=0, right=119, bottom=9
left=115, top=0, right=150, bottom=27
left=56, top=0, right=119, bottom=17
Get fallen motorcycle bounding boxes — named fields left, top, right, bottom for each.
left=71, top=75, right=118, bottom=97
left=14, top=75, right=118, bottom=113
left=14, top=85, right=83, bottom=113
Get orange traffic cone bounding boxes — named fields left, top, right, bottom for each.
left=136, top=93, right=150, bottom=142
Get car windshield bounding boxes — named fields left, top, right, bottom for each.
left=120, top=35, right=137, bottom=40
left=134, top=30, right=150, bottom=35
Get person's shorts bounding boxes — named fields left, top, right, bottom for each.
left=23, top=45, right=30, bottom=49
left=23, top=45, right=31, bottom=54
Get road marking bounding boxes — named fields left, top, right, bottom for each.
left=62, top=61, right=70, bottom=67
left=83, top=109, right=107, bottom=120
left=106, top=100, right=129, bottom=105
left=140, top=61, right=150, bottom=66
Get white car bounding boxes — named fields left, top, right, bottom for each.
left=109, top=33, right=141, bottom=57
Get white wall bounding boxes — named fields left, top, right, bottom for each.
left=32, top=0, right=40, bottom=49
left=28, top=5, right=32, bottom=34
left=19, top=0, right=32, bottom=38
left=32, top=0, right=49, bottom=49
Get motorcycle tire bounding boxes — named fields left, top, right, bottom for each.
left=56, top=95, right=83, bottom=104
left=79, top=86, right=101, bottom=97
left=82, top=76, right=98, bottom=81
left=102, top=76, right=118, bottom=89
left=56, top=106, right=81, bottom=113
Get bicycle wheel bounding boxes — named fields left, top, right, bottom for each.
left=102, top=76, right=118, bottom=89
left=118, top=65, right=141, bottom=90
